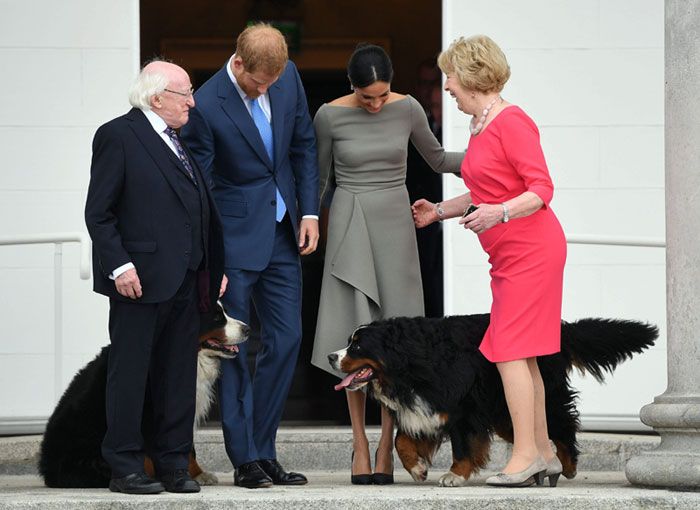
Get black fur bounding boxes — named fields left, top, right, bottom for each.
left=338, top=314, right=658, bottom=481
left=39, top=347, right=111, bottom=488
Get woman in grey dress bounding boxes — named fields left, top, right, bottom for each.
left=311, top=44, right=462, bottom=485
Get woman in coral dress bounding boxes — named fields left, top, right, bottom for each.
left=413, top=35, right=567, bottom=488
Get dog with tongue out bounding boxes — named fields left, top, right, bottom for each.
left=326, top=313, right=657, bottom=487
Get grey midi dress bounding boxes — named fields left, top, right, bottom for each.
left=310, top=95, right=463, bottom=377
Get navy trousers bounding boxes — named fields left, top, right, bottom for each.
left=218, top=217, right=302, bottom=467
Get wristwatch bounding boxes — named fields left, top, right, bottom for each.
left=435, top=202, right=445, bottom=220
left=501, top=203, right=510, bottom=223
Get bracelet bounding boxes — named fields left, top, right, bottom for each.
left=435, top=202, right=445, bottom=221
left=501, top=203, right=510, bottom=223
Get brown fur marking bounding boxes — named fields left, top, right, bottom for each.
left=395, top=432, right=440, bottom=481
left=449, top=434, right=491, bottom=479
left=553, top=439, right=577, bottom=479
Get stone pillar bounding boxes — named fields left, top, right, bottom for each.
left=625, top=0, right=700, bottom=489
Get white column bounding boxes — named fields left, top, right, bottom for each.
left=625, top=0, right=700, bottom=489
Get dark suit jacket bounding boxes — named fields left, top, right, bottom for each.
left=181, top=61, right=319, bottom=271
left=85, top=108, right=224, bottom=306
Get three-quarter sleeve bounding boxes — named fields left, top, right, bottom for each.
left=313, top=105, right=336, bottom=206
left=500, top=111, right=554, bottom=207
left=408, top=96, right=463, bottom=174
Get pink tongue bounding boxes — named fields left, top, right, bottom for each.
left=334, top=372, right=358, bottom=391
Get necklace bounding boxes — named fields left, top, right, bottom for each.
left=470, top=96, right=502, bottom=136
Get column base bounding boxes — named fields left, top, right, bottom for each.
left=625, top=448, right=700, bottom=489
left=625, top=400, right=700, bottom=489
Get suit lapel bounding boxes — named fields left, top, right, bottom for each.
left=126, top=108, right=191, bottom=212
left=217, top=69, right=273, bottom=171
left=267, top=80, right=284, bottom=174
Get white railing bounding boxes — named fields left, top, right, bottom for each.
left=566, top=234, right=666, bottom=248
left=0, top=232, right=91, bottom=403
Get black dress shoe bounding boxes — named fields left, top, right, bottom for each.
left=158, top=469, right=201, bottom=493
left=234, top=461, right=273, bottom=489
left=109, top=472, right=164, bottom=494
left=259, top=459, right=308, bottom=485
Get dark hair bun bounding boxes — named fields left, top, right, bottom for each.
left=347, top=44, right=393, bottom=88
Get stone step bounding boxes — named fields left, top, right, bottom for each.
left=0, top=427, right=660, bottom=476
left=2, top=471, right=700, bottom=510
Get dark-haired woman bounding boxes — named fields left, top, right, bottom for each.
left=310, top=44, right=462, bottom=485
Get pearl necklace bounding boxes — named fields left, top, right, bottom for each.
left=470, top=96, right=502, bottom=136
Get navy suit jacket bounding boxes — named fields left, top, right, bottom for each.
left=85, top=108, right=224, bottom=306
left=181, top=60, right=319, bottom=271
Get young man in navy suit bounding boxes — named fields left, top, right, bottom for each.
left=85, top=61, right=226, bottom=495
left=181, top=24, right=319, bottom=488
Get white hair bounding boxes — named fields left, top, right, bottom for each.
left=128, top=68, right=169, bottom=110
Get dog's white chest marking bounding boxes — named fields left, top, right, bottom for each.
left=373, top=388, right=445, bottom=437
left=195, top=355, right=220, bottom=426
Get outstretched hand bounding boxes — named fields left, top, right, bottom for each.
left=412, top=199, right=439, bottom=229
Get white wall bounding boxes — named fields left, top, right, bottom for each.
left=0, top=0, right=140, bottom=433
left=441, top=0, right=665, bottom=430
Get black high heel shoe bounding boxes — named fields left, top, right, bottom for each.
left=350, top=452, right=373, bottom=485
left=372, top=448, right=394, bottom=485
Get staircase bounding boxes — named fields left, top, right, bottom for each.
left=1, top=427, right=699, bottom=509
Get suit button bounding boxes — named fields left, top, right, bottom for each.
left=185, top=223, right=191, bottom=229
left=271, top=200, right=277, bottom=206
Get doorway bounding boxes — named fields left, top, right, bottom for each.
left=141, top=0, right=443, bottom=425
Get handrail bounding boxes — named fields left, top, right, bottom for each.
left=566, top=234, right=665, bottom=248
left=0, top=232, right=92, bottom=403
left=0, top=232, right=92, bottom=279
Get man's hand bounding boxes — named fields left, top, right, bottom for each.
left=115, top=268, right=142, bottom=299
left=298, top=217, right=319, bottom=255
left=219, top=274, right=228, bottom=298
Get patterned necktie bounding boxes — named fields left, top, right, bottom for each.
left=164, top=127, right=197, bottom=185
left=249, top=97, right=286, bottom=222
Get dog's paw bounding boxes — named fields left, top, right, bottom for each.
left=195, top=471, right=218, bottom=485
left=409, top=458, right=429, bottom=482
left=563, top=467, right=577, bottom=480
left=438, top=471, right=468, bottom=487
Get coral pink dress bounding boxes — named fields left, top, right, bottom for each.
left=462, top=106, right=566, bottom=362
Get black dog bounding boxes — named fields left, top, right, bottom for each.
left=39, top=303, right=249, bottom=488
left=329, top=314, right=657, bottom=486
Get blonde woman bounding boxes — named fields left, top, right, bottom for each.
left=413, top=35, right=566, bottom=488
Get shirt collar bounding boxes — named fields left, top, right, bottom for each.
left=142, top=108, right=169, bottom=134
left=227, top=54, right=250, bottom=103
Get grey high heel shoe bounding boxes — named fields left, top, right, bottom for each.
left=544, top=456, right=563, bottom=487
left=485, top=456, right=547, bottom=487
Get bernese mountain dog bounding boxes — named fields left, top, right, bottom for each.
left=38, top=303, right=249, bottom=488
left=329, top=314, right=657, bottom=487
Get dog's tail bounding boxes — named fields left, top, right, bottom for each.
left=560, top=318, right=658, bottom=382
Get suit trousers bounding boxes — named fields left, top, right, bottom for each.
left=218, top=216, right=302, bottom=466
left=101, top=270, right=199, bottom=478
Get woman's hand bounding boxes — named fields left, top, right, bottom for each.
left=412, top=199, right=439, bottom=228
left=459, top=203, right=503, bottom=234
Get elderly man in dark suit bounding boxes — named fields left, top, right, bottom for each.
left=181, top=23, right=319, bottom=488
left=85, top=61, right=226, bottom=495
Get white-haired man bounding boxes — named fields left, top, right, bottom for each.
left=85, top=61, right=226, bottom=494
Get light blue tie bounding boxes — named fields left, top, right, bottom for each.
left=249, top=97, right=286, bottom=222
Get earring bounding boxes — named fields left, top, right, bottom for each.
left=350, top=84, right=354, bottom=91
